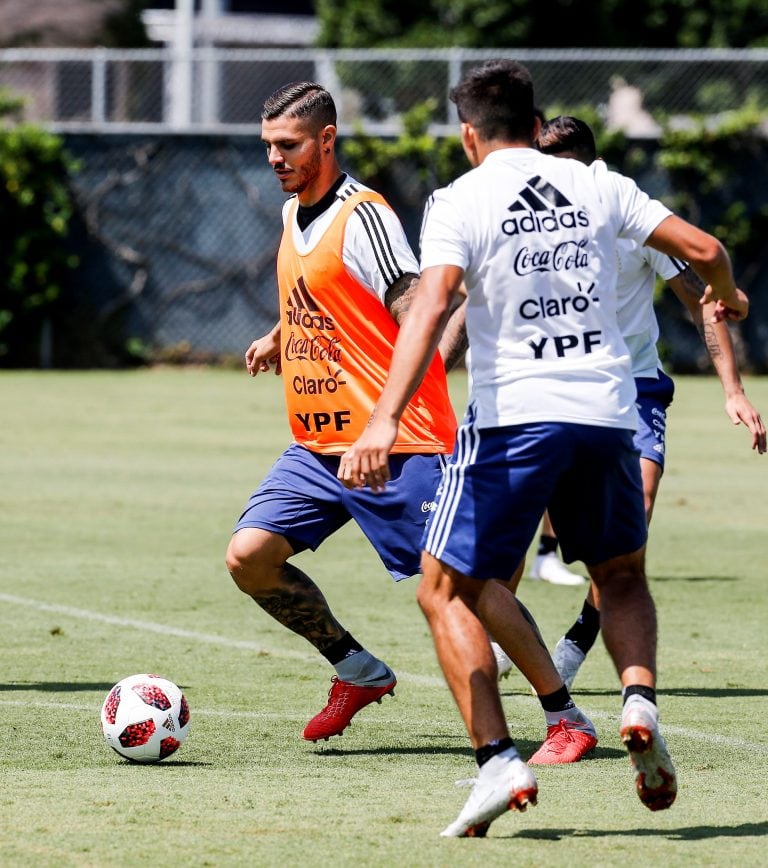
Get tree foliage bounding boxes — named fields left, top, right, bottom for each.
left=317, top=0, right=768, bottom=49
left=0, top=95, right=79, bottom=366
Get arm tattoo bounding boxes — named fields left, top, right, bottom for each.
left=677, top=266, right=705, bottom=301
left=679, top=267, right=724, bottom=361
left=439, top=297, right=469, bottom=372
left=384, top=273, right=419, bottom=325
left=384, top=273, right=469, bottom=371
left=700, top=321, right=723, bottom=360
left=252, top=563, right=345, bottom=653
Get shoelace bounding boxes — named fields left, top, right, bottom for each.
left=546, top=719, right=579, bottom=744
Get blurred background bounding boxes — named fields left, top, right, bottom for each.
left=1, top=0, right=767, bottom=369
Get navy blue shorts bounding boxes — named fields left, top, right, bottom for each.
left=234, top=443, right=446, bottom=581
left=634, top=370, right=675, bottom=468
left=423, top=412, right=647, bottom=578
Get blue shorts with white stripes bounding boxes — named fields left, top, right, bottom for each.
left=634, top=370, right=675, bottom=468
left=234, top=442, right=446, bottom=581
left=423, top=407, right=648, bottom=579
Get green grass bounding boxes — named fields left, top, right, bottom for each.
left=1, top=368, right=767, bottom=866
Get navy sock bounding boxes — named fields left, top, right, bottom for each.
left=623, top=684, right=657, bottom=706
left=564, top=600, right=600, bottom=655
left=320, top=631, right=363, bottom=665
left=475, top=736, right=516, bottom=768
left=537, top=534, right=559, bottom=556
left=538, top=684, right=574, bottom=713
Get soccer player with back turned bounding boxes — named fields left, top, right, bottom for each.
left=340, top=59, right=749, bottom=837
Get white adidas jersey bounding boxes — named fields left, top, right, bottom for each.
left=615, top=236, right=687, bottom=379
left=281, top=175, right=419, bottom=303
left=420, top=148, right=671, bottom=429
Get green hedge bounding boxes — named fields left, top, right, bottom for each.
left=0, top=96, right=79, bottom=367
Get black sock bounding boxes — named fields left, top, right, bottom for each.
left=538, top=684, right=574, bottom=713
left=623, top=684, right=657, bottom=706
left=320, top=632, right=363, bottom=665
left=537, top=534, right=559, bottom=556
left=564, top=600, right=601, bottom=655
left=475, top=736, right=516, bottom=768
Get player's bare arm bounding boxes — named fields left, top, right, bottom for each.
left=385, top=273, right=469, bottom=372
left=668, top=269, right=766, bottom=454
left=339, top=264, right=464, bottom=491
left=645, top=215, right=748, bottom=321
left=245, top=322, right=282, bottom=377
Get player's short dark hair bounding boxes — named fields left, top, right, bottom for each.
left=449, top=59, right=535, bottom=142
left=261, top=82, right=337, bottom=131
left=537, top=116, right=597, bottom=165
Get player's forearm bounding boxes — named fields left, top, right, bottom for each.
left=690, top=248, right=738, bottom=304
left=648, top=217, right=738, bottom=304
left=437, top=297, right=469, bottom=372
left=376, top=294, right=452, bottom=423
left=701, top=316, right=745, bottom=399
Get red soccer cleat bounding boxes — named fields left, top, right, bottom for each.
left=302, top=674, right=397, bottom=742
left=528, top=717, right=597, bottom=764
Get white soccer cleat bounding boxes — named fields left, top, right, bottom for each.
left=552, top=637, right=587, bottom=690
left=620, top=695, right=677, bottom=811
left=530, top=552, right=586, bottom=586
left=491, top=641, right=514, bottom=680
left=440, top=748, right=538, bottom=838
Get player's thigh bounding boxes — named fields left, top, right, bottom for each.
left=549, top=425, right=647, bottom=566
left=344, top=452, right=446, bottom=581
left=232, top=443, right=350, bottom=552
left=424, top=423, right=567, bottom=580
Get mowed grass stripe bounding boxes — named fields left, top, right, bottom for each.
left=2, top=593, right=765, bottom=755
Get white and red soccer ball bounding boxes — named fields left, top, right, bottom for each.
left=100, top=674, right=190, bottom=763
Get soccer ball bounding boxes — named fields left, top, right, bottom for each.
left=100, top=674, right=190, bottom=763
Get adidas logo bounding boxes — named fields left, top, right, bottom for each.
left=286, top=276, right=335, bottom=330
left=162, top=714, right=176, bottom=732
left=502, top=176, right=589, bottom=237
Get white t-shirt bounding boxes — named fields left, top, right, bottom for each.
left=615, top=238, right=686, bottom=378
left=281, top=175, right=419, bottom=303
left=420, top=148, right=671, bottom=429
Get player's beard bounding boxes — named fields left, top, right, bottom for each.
left=281, top=144, right=322, bottom=196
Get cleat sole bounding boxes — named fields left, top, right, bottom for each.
left=463, top=822, right=490, bottom=838
left=510, top=787, right=538, bottom=813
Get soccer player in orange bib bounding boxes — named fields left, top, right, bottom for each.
left=225, top=81, right=460, bottom=743
left=226, top=82, right=597, bottom=754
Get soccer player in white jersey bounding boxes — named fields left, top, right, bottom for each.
left=534, top=116, right=766, bottom=690
left=338, top=59, right=749, bottom=837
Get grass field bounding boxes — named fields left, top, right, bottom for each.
left=1, top=368, right=767, bottom=867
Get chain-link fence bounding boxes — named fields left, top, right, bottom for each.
left=2, top=47, right=768, bottom=367
left=3, top=47, right=768, bottom=135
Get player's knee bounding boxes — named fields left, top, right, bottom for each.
left=226, top=528, right=290, bottom=595
left=226, top=532, right=264, bottom=592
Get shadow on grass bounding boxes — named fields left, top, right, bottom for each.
left=513, top=821, right=768, bottom=841
left=115, top=760, right=215, bottom=768
left=651, top=574, right=739, bottom=583
left=0, top=682, right=190, bottom=692
left=572, top=687, right=768, bottom=698
left=308, top=745, right=489, bottom=758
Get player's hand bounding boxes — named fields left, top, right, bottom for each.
left=245, top=336, right=282, bottom=376
left=725, top=394, right=767, bottom=454
left=338, top=415, right=399, bottom=493
left=701, top=285, right=749, bottom=322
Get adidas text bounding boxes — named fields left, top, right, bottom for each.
left=502, top=208, right=589, bottom=237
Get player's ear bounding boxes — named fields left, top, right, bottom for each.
left=460, top=122, right=479, bottom=167
left=321, top=124, right=336, bottom=154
